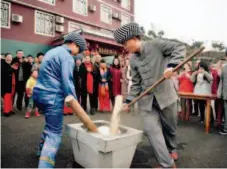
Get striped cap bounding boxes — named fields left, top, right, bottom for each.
left=114, top=22, right=142, bottom=44
left=64, top=32, right=87, bottom=53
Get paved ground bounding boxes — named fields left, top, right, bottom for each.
left=1, top=110, right=227, bottom=168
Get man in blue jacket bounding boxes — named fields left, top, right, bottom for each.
left=33, top=32, right=87, bottom=168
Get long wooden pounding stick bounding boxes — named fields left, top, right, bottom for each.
left=127, top=47, right=205, bottom=107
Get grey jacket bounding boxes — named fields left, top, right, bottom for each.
left=191, top=71, right=213, bottom=95
left=127, top=38, right=186, bottom=111
left=217, top=65, right=227, bottom=100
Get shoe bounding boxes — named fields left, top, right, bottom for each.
left=67, top=112, right=73, bottom=115
left=10, top=111, right=15, bottom=115
left=219, top=129, right=227, bottom=136
left=170, top=152, right=178, bottom=161
left=35, top=111, right=41, bottom=117
left=3, top=113, right=10, bottom=117
left=90, top=108, right=95, bottom=115
left=192, top=113, right=198, bottom=116
left=25, top=112, right=30, bottom=119
left=17, top=107, right=22, bottom=111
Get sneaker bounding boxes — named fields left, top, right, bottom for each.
left=10, top=111, right=15, bottom=115
left=192, top=112, right=198, bottom=116
left=90, top=108, right=95, bottom=115
left=3, top=113, right=10, bottom=117
left=219, top=129, right=227, bottom=136
left=68, top=112, right=73, bottom=115
left=35, top=112, right=41, bottom=117
left=25, top=112, right=30, bottom=119
left=170, top=152, right=179, bottom=161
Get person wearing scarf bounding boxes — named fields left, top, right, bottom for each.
left=93, top=54, right=102, bottom=110
left=84, top=55, right=96, bottom=115
left=98, top=59, right=112, bottom=112
left=110, top=57, right=122, bottom=106
left=121, top=58, right=130, bottom=101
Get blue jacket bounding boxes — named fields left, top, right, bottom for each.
left=33, top=45, right=77, bottom=108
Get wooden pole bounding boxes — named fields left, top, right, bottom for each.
left=128, top=47, right=205, bottom=107
left=185, top=99, right=191, bottom=121
left=205, top=100, right=211, bottom=134
left=68, top=99, right=98, bottom=132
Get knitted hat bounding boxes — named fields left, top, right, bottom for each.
left=64, top=32, right=87, bottom=53
left=114, top=22, right=143, bottom=44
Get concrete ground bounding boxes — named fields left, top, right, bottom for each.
left=1, top=110, right=227, bottom=168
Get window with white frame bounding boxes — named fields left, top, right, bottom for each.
left=35, top=10, right=55, bottom=36
left=1, top=1, right=11, bottom=29
left=39, top=0, right=55, bottom=5
left=121, top=14, right=130, bottom=26
left=100, top=4, right=112, bottom=24
left=121, top=0, right=130, bottom=10
left=73, top=0, right=88, bottom=16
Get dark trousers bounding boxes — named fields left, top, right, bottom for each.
left=76, top=88, right=87, bottom=111
left=24, top=95, right=29, bottom=108
left=93, top=93, right=98, bottom=110
left=198, top=100, right=214, bottom=123
left=15, top=81, right=25, bottom=111
left=193, top=99, right=199, bottom=115
left=81, top=93, right=96, bottom=112
left=88, top=93, right=96, bottom=110
left=215, top=99, right=224, bottom=126
left=111, top=96, right=115, bottom=107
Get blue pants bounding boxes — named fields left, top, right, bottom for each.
left=33, top=91, right=64, bottom=168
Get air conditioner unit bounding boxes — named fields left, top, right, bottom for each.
left=112, top=13, right=120, bottom=19
left=12, top=14, right=23, bottom=23
left=89, top=4, right=96, bottom=12
left=56, top=25, right=64, bottom=33
left=56, top=16, right=64, bottom=24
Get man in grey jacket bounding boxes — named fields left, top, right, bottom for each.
left=114, top=23, right=186, bottom=168
left=217, top=49, right=227, bottom=135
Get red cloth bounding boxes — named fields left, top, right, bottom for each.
left=64, top=106, right=73, bottom=114
left=110, top=67, right=122, bottom=96
left=3, top=93, right=12, bottom=113
left=84, top=62, right=93, bottom=94
left=210, top=68, right=220, bottom=95
left=98, top=84, right=111, bottom=112
left=26, top=88, right=31, bottom=96
left=178, top=72, right=194, bottom=92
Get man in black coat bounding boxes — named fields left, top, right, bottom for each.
left=93, top=54, right=102, bottom=111
left=73, top=55, right=87, bottom=111
left=11, top=50, right=28, bottom=111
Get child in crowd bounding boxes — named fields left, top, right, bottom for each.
left=25, top=70, right=40, bottom=118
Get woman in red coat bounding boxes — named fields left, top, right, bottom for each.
left=1, top=53, right=17, bottom=117
left=210, top=63, right=223, bottom=127
left=178, top=63, right=194, bottom=119
left=110, top=57, right=122, bottom=106
left=98, top=59, right=112, bottom=112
